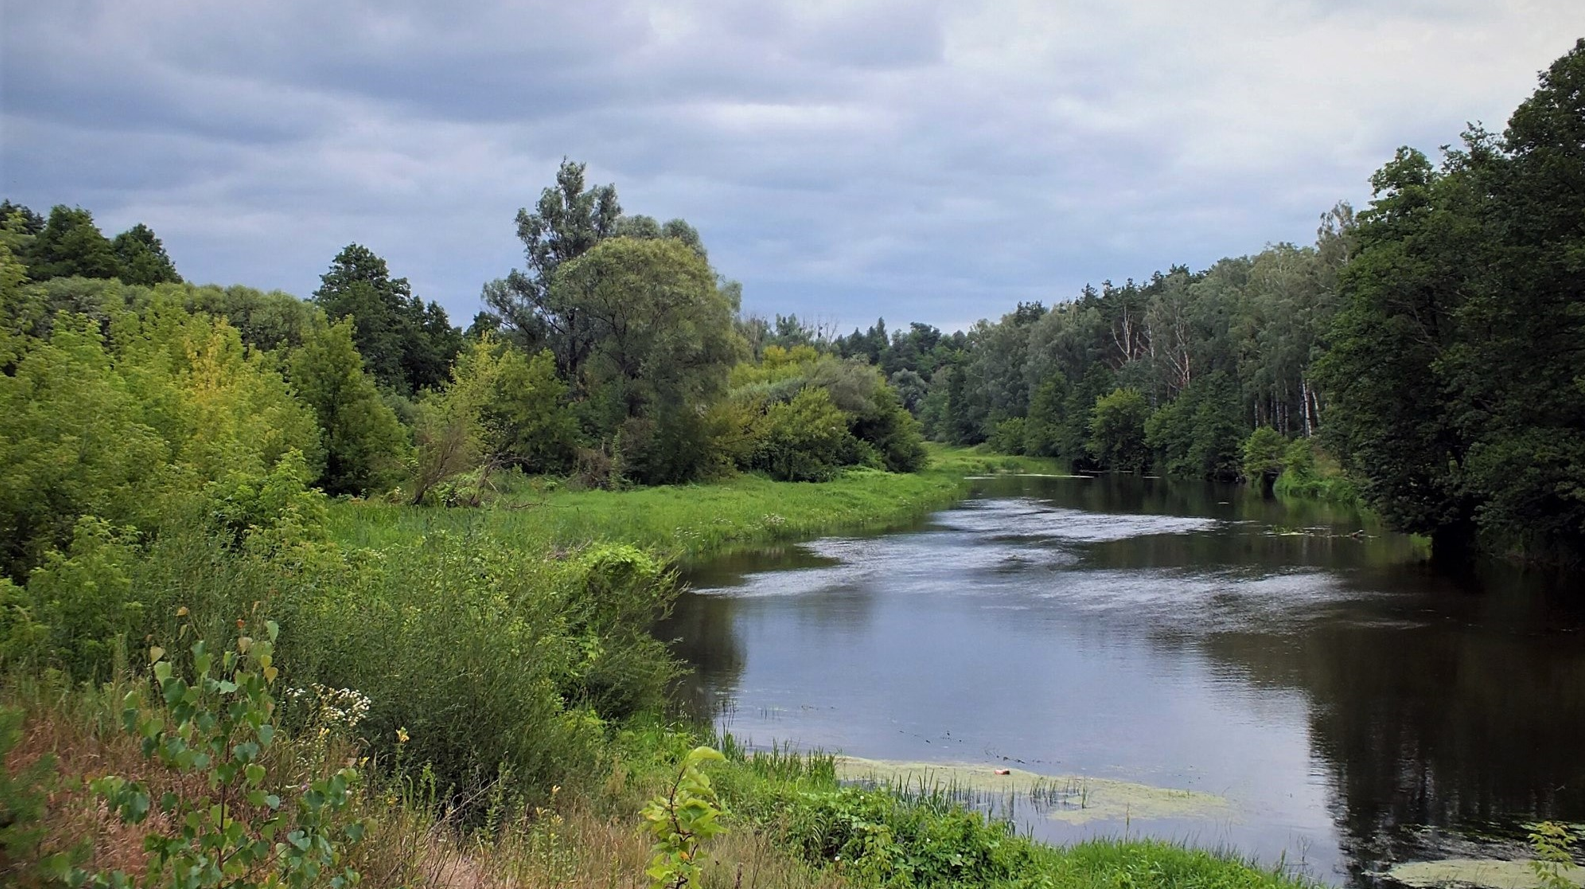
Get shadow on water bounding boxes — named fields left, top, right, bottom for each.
left=660, top=474, right=1585, bottom=886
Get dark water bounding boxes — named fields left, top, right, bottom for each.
left=664, top=475, right=1585, bottom=886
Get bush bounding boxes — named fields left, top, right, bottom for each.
left=1273, top=438, right=1360, bottom=505
left=1089, top=388, right=1151, bottom=472
left=1243, top=427, right=1287, bottom=490
left=988, top=417, right=1027, bottom=455
left=749, top=388, right=858, bottom=482
left=290, top=536, right=679, bottom=807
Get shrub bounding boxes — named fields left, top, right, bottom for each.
left=1243, top=427, right=1287, bottom=490
left=74, top=623, right=365, bottom=889
left=987, top=417, right=1028, bottom=456
left=1089, top=388, right=1151, bottom=472
left=749, top=388, right=858, bottom=482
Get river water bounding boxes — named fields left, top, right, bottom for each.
left=665, top=474, right=1585, bottom=886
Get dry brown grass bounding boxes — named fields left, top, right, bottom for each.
left=6, top=678, right=164, bottom=881
left=5, top=680, right=843, bottom=889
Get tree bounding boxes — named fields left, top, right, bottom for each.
left=408, top=340, right=498, bottom=505
left=1151, top=374, right=1243, bottom=481
left=1444, top=40, right=1585, bottom=561
left=483, top=346, right=579, bottom=474
left=1316, top=144, right=1482, bottom=554
left=0, top=316, right=166, bottom=577
left=111, top=223, right=181, bottom=286
left=289, top=319, right=409, bottom=496
left=1089, top=388, right=1151, bottom=473
left=27, top=206, right=121, bottom=281
left=0, top=200, right=44, bottom=235
left=312, top=244, right=461, bottom=393
left=0, top=299, right=322, bottom=580
left=1243, top=427, right=1288, bottom=491
left=488, top=160, right=622, bottom=371
left=551, top=237, right=741, bottom=484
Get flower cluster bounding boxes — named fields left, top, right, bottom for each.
left=285, top=683, right=371, bottom=731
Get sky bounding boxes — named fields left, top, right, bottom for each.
left=2, top=2, right=1581, bottom=333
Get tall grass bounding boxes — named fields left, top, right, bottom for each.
left=328, top=446, right=1064, bottom=562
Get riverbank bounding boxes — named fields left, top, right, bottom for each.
left=6, top=450, right=1322, bottom=889
left=7, top=675, right=1317, bottom=889
left=328, top=444, right=1061, bottom=562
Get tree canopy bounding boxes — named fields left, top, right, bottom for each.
left=312, top=243, right=462, bottom=394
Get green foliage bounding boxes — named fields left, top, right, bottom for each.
left=73, top=624, right=365, bottom=889
left=988, top=417, right=1027, bottom=455
left=729, top=350, right=926, bottom=479
left=1089, top=388, right=1151, bottom=473
left=0, top=299, right=322, bottom=581
left=27, top=206, right=121, bottom=281
left=111, top=224, right=181, bottom=287
left=1242, top=428, right=1287, bottom=490
left=312, top=244, right=461, bottom=394
left=1528, top=821, right=1579, bottom=889
left=0, top=314, right=168, bottom=577
left=484, top=346, right=579, bottom=474
left=719, top=753, right=1034, bottom=889
left=1318, top=40, right=1585, bottom=561
left=288, top=319, right=409, bottom=496
left=1022, top=375, right=1069, bottom=459
left=1272, top=439, right=1359, bottom=505
left=293, top=536, right=678, bottom=805
left=640, top=746, right=728, bottom=889
left=2, top=518, right=139, bottom=680
left=407, top=339, right=499, bottom=505
left=554, top=237, right=743, bottom=485
left=750, top=387, right=859, bottom=482
left=848, top=383, right=929, bottom=473
left=201, top=451, right=331, bottom=557
left=489, top=159, right=623, bottom=365
left=1144, top=375, right=1245, bottom=480
left=180, top=285, right=319, bottom=353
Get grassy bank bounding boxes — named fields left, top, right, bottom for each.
left=6, top=672, right=1314, bottom=889
left=328, top=445, right=1060, bottom=561
left=5, top=448, right=1315, bottom=889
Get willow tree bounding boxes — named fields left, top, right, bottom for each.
left=550, top=237, right=743, bottom=484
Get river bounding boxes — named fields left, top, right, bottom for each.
left=665, top=474, right=1585, bottom=886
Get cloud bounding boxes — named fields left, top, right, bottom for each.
left=3, top=0, right=1581, bottom=331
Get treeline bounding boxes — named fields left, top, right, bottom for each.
left=0, top=167, right=929, bottom=582
left=0, top=168, right=931, bottom=814
left=782, top=41, right=1585, bottom=564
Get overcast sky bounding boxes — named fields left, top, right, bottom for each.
left=3, top=2, right=1581, bottom=332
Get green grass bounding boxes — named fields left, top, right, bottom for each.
left=706, top=738, right=1314, bottom=889
left=329, top=444, right=1064, bottom=563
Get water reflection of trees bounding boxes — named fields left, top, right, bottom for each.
left=1201, top=579, right=1585, bottom=882
left=659, top=592, right=746, bottom=721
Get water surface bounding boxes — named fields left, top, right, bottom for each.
left=665, top=475, right=1585, bottom=885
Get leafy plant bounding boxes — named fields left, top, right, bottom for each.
left=1529, top=821, right=1579, bottom=889
left=72, top=622, right=364, bottom=889
left=640, top=746, right=728, bottom=889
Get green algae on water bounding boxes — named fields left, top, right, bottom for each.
left=1384, top=859, right=1585, bottom=889
left=833, top=756, right=1235, bottom=825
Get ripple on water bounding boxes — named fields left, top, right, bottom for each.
left=689, top=533, right=1076, bottom=598
left=937, top=499, right=1220, bottom=543
left=1028, top=568, right=1372, bottom=634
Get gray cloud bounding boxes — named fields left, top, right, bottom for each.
left=3, top=0, right=1581, bottom=332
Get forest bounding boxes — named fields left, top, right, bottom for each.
left=815, top=41, right=1585, bottom=565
